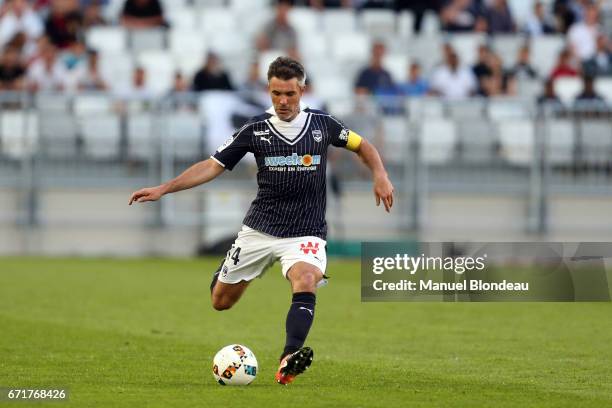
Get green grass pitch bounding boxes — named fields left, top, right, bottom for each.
left=1, top=257, right=611, bottom=407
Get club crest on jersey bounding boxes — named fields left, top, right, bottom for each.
left=339, top=129, right=349, bottom=142
left=312, top=129, right=322, bottom=142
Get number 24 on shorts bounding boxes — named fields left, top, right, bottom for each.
left=228, top=246, right=241, bottom=265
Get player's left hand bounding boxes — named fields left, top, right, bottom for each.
left=373, top=175, right=394, bottom=212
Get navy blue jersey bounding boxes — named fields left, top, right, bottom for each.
left=212, top=107, right=352, bottom=240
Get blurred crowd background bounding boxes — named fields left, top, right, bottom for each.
left=0, top=0, right=611, bottom=108
left=2, top=0, right=612, bottom=256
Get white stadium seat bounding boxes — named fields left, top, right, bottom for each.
left=169, top=28, right=206, bottom=55
left=200, top=8, right=238, bottom=35
left=397, top=10, right=415, bottom=37
left=127, top=114, right=154, bottom=160
left=406, top=35, right=443, bottom=72
left=491, top=35, right=525, bottom=68
left=517, top=79, right=543, bottom=100
left=488, top=98, right=532, bottom=120
left=208, top=30, right=249, bottom=59
left=258, top=49, right=285, bottom=82
left=421, top=10, right=440, bottom=35
left=313, top=75, right=353, bottom=102
left=98, top=51, right=134, bottom=93
left=449, top=33, right=486, bottom=67
left=456, top=120, right=496, bottom=163
left=166, top=8, right=197, bottom=30
left=39, top=114, right=78, bottom=158
left=531, top=35, right=565, bottom=78
left=360, top=9, right=396, bottom=36
left=447, top=99, right=486, bottom=119
left=545, top=119, right=575, bottom=165
left=595, top=78, right=612, bottom=104
left=160, top=0, right=190, bottom=9
left=383, top=54, right=409, bottom=83
left=330, top=33, right=370, bottom=63
left=579, top=120, right=612, bottom=164
left=298, top=32, right=328, bottom=60
left=288, top=7, right=320, bottom=34
left=229, top=0, right=270, bottom=12
left=498, top=120, right=535, bottom=166
left=129, top=29, right=165, bottom=52
left=86, top=26, right=127, bottom=53
left=166, top=113, right=203, bottom=160
left=420, top=119, right=457, bottom=164
left=408, top=98, right=444, bottom=120
left=80, top=115, right=121, bottom=160
left=174, top=52, right=204, bottom=77
left=73, top=95, right=113, bottom=116
left=555, top=77, right=582, bottom=105
left=138, top=51, right=176, bottom=95
left=1, top=112, right=39, bottom=159
left=382, top=117, right=409, bottom=164
left=322, top=9, right=356, bottom=33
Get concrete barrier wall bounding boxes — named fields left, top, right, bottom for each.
left=1, top=188, right=612, bottom=256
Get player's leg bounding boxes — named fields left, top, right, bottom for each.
left=283, top=262, right=323, bottom=357
left=209, top=226, right=274, bottom=311
left=211, top=280, right=250, bottom=311
left=276, top=237, right=327, bottom=384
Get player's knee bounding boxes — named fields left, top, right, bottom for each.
left=211, top=295, right=233, bottom=311
left=292, top=269, right=321, bottom=291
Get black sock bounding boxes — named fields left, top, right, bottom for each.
left=210, top=260, right=224, bottom=294
left=281, top=292, right=316, bottom=360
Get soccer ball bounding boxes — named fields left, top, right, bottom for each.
left=212, top=344, right=258, bottom=386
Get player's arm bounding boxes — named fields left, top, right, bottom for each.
left=351, top=135, right=394, bottom=213
left=128, top=159, right=224, bottom=205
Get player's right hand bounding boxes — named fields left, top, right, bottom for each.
left=128, top=186, right=164, bottom=205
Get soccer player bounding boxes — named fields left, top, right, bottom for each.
left=129, top=57, right=394, bottom=385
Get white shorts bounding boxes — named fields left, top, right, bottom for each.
left=217, top=225, right=327, bottom=285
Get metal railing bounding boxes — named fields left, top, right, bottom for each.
left=1, top=92, right=612, bottom=237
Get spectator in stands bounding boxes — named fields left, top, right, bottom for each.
left=354, top=41, right=395, bottom=95
left=574, top=74, right=607, bottom=109
left=121, top=0, right=165, bottom=29
left=256, top=0, right=297, bottom=55
left=430, top=47, right=477, bottom=99
left=76, top=48, right=107, bottom=90
left=509, top=45, right=539, bottom=80
left=170, top=71, right=188, bottom=93
left=484, top=0, right=515, bottom=34
left=567, top=3, right=599, bottom=61
left=394, top=0, right=442, bottom=33
left=524, top=1, right=557, bottom=36
left=397, top=62, right=429, bottom=96
left=82, top=0, right=106, bottom=28
left=241, top=60, right=267, bottom=94
left=476, top=51, right=515, bottom=97
left=583, top=34, right=612, bottom=77
left=45, top=0, right=83, bottom=49
left=0, top=45, right=25, bottom=90
left=536, top=78, right=564, bottom=109
left=440, top=0, right=486, bottom=32
left=26, top=41, right=67, bottom=91
left=60, top=39, right=88, bottom=92
left=550, top=48, right=579, bottom=81
left=472, top=44, right=493, bottom=81
left=192, top=52, right=234, bottom=92
left=307, top=0, right=352, bottom=9
left=0, top=0, right=44, bottom=47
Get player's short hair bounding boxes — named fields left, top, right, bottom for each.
left=267, top=56, right=306, bottom=87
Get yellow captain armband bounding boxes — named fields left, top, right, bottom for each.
left=346, top=130, right=363, bottom=152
